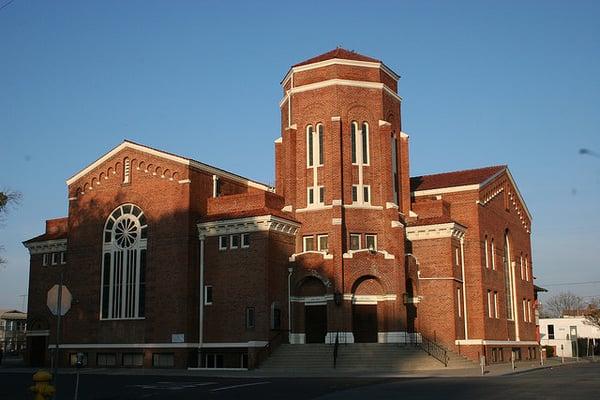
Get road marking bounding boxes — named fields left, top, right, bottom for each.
left=128, top=382, right=216, bottom=390
left=211, top=382, right=271, bottom=392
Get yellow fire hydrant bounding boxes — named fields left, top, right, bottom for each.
left=30, top=370, right=55, bottom=400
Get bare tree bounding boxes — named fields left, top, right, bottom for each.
left=0, top=189, right=22, bottom=266
left=542, top=292, right=585, bottom=318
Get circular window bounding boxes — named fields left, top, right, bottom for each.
left=114, top=216, right=139, bottom=248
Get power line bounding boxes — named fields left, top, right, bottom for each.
left=539, top=280, right=600, bottom=287
left=0, top=0, right=14, bottom=12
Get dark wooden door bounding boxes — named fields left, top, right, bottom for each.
left=353, top=304, right=378, bottom=343
left=305, top=305, right=327, bottom=343
left=29, top=336, right=46, bottom=367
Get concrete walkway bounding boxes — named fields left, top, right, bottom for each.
left=1, top=357, right=594, bottom=378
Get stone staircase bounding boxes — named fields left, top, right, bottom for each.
left=258, top=343, right=477, bottom=373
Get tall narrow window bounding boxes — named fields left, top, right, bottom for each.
left=361, top=122, right=369, bottom=164
left=352, top=185, right=358, bottom=202
left=487, top=290, right=493, bottom=318
left=205, top=285, right=213, bottom=305
left=318, top=235, right=328, bottom=251
left=484, top=235, right=489, bottom=269
left=391, top=135, right=399, bottom=205
left=363, top=185, right=370, bottom=203
left=527, top=300, right=532, bottom=323
left=123, top=158, right=131, bottom=184
left=491, top=238, right=496, bottom=270
left=318, top=186, right=325, bottom=204
left=307, top=188, right=314, bottom=205
left=351, top=122, right=358, bottom=164
left=213, top=175, right=221, bottom=198
left=494, top=291, right=499, bottom=318
left=525, top=256, right=529, bottom=281
left=520, top=253, right=524, bottom=280
left=503, top=232, right=514, bottom=320
left=101, top=204, right=148, bottom=319
left=317, top=124, right=324, bottom=165
left=522, top=298, right=527, bottom=321
left=307, top=125, right=314, bottom=167
left=457, top=288, right=462, bottom=318
left=246, top=307, right=255, bottom=329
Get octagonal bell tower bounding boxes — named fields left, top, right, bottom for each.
left=274, top=48, right=413, bottom=344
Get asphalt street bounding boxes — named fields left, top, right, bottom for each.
left=1, top=362, right=598, bottom=399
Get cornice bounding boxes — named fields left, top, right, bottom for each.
left=197, top=215, right=299, bottom=239
left=23, top=239, right=67, bottom=255
left=406, top=222, right=466, bottom=241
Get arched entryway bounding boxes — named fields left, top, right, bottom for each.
left=298, top=277, right=328, bottom=343
left=351, top=276, right=383, bottom=343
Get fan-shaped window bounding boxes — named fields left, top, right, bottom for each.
left=100, top=204, right=147, bottom=319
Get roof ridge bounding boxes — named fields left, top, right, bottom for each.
left=411, top=164, right=507, bottom=179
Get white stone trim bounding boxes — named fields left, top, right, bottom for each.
left=290, top=295, right=332, bottom=304
left=48, top=341, right=268, bottom=349
left=343, top=294, right=397, bottom=304
left=378, top=120, right=391, bottom=127
left=332, top=218, right=342, bottom=225
left=378, top=332, right=417, bottom=344
left=24, top=239, right=67, bottom=255
left=325, top=332, right=354, bottom=344
left=343, top=204, right=383, bottom=210
left=385, top=202, right=398, bottom=209
left=331, top=116, right=341, bottom=121
left=413, top=184, right=480, bottom=197
left=178, top=179, right=191, bottom=184
left=400, top=131, right=409, bottom=139
left=281, top=205, right=293, bottom=212
left=289, top=333, right=306, bottom=344
left=332, top=199, right=342, bottom=206
left=197, top=215, right=299, bottom=239
left=274, top=137, right=283, bottom=144
left=406, top=222, right=466, bottom=241
left=281, top=58, right=400, bottom=87
left=289, top=250, right=333, bottom=262
left=279, top=79, right=401, bottom=108
left=455, top=339, right=539, bottom=346
left=66, top=141, right=272, bottom=192
left=342, top=248, right=395, bottom=259
left=26, top=330, right=50, bottom=337
left=391, top=221, right=404, bottom=228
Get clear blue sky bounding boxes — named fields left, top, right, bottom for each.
left=1, top=0, right=599, bottom=310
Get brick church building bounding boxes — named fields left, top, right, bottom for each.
left=23, top=49, right=538, bottom=369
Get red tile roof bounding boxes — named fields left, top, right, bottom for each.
left=410, top=165, right=506, bottom=192
left=293, top=48, right=381, bottom=67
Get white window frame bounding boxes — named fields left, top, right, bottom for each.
left=487, top=290, right=493, bottom=318
left=484, top=236, right=489, bottom=269
left=51, top=252, right=59, bottom=266
left=303, top=235, right=315, bottom=252
left=522, top=298, right=527, bottom=322
left=361, top=122, right=370, bottom=166
left=351, top=121, right=359, bottom=165
left=230, top=234, right=239, bottom=249
left=60, top=251, right=67, bottom=264
left=306, top=125, right=314, bottom=167
left=317, top=234, right=328, bottom=252
left=363, top=185, right=371, bottom=204
left=365, top=234, right=377, bottom=251
left=204, top=285, right=213, bottom=305
left=525, top=257, right=529, bottom=281
left=218, top=236, right=228, bottom=250
left=307, top=187, right=315, bottom=206
left=455, top=248, right=460, bottom=266
left=318, top=186, right=325, bottom=205
left=527, top=300, right=532, bottom=323
left=349, top=233, right=361, bottom=251
left=352, top=185, right=359, bottom=203
left=457, top=288, right=462, bottom=318
left=316, top=123, right=324, bottom=166
left=491, top=239, right=496, bottom=270
left=42, top=254, right=50, bottom=266
left=494, top=291, right=499, bottom=318
left=241, top=233, right=250, bottom=248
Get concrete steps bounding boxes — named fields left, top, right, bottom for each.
left=259, top=343, right=477, bottom=372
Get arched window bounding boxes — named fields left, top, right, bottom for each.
left=503, top=231, right=514, bottom=320
left=351, top=121, right=358, bottom=164
left=317, top=123, right=324, bottom=165
left=361, top=122, right=369, bottom=164
left=306, top=125, right=314, bottom=167
left=100, top=204, right=148, bottom=319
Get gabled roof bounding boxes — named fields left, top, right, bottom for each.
left=410, top=165, right=507, bottom=192
left=66, top=140, right=272, bottom=191
left=293, top=48, right=381, bottom=67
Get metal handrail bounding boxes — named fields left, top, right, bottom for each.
left=333, top=332, right=340, bottom=368
left=417, top=334, right=449, bottom=367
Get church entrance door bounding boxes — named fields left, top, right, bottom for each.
left=305, top=305, right=327, bottom=343
left=353, top=304, right=378, bottom=343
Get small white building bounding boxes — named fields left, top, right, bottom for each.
left=539, top=316, right=600, bottom=358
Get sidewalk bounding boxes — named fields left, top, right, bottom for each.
left=0, top=357, right=592, bottom=379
